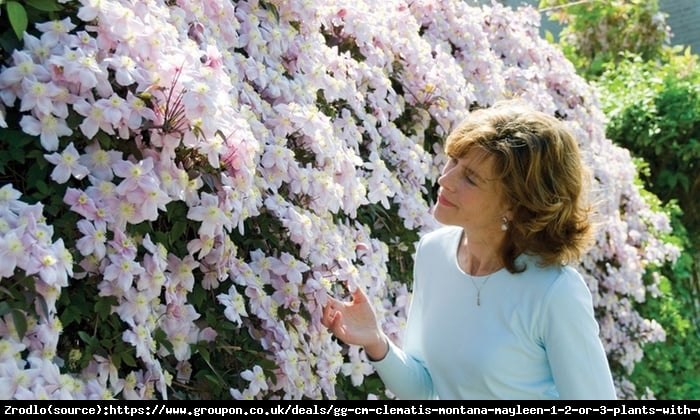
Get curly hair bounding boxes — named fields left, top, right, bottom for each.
left=445, top=99, right=595, bottom=273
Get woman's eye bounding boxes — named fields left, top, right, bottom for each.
left=446, top=157, right=477, bottom=185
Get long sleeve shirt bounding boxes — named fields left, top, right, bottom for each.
left=371, top=225, right=617, bottom=400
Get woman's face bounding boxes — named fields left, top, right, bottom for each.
left=433, top=150, right=510, bottom=233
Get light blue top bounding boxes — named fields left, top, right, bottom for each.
left=371, top=225, right=617, bottom=400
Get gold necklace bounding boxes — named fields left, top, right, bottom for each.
left=470, top=273, right=492, bottom=306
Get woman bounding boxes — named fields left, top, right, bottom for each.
left=321, top=99, right=617, bottom=400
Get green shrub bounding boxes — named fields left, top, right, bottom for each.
left=596, top=53, right=700, bottom=399
left=597, top=51, right=700, bottom=236
left=540, top=0, right=671, bottom=79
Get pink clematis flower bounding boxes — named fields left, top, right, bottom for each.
left=75, top=219, right=107, bottom=258
left=240, top=365, right=268, bottom=394
left=0, top=230, right=26, bottom=278
left=44, top=142, right=89, bottom=183
left=79, top=142, right=122, bottom=181
left=270, top=252, right=310, bottom=284
left=19, top=113, right=72, bottom=152
left=35, top=17, right=76, bottom=47
left=186, top=192, right=231, bottom=237
left=19, top=79, right=65, bottom=116
left=0, top=184, right=21, bottom=211
left=72, top=97, right=115, bottom=138
left=63, top=188, right=98, bottom=219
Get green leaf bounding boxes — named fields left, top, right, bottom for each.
left=78, top=330, right=100, bottom=347
left=111, top=352, right=122, bottom=369
left=6, top=1, right=28, bottom=41
left=0, top=301, right=12, bottom=317
left=25, top=0, right=62, bottom=12
left=120, top=349, right=137, bottom=367
left=169, top=221, right=187, bottom=245
left=203, top=373, right=220, bottom=386
left=60, top=305, right=84, bottom=326
left=35, top=293, right=50, bottom=321
left=11, top=308, right=28, bottom=339
left=154, top=328, right=174, bottom=354
left=189, top=282, right=207, bottom=306
left=94, top=295, right=117, bottom=320
left=198, top=346, right=211, bottom=364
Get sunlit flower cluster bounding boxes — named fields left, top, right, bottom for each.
left=0, top=0, right=679, bottom=400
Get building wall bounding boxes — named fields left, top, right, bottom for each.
left=660, top=0, right=700, bottom=54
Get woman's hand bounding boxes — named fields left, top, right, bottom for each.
left=321, top=287, right=389, bottom=361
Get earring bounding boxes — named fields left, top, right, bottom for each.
left=501, top=217, right=508, bottom=231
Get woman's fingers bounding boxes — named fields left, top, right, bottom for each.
left=321, top=296, right=343, bottom=328
left=321, top=290, right=366, bottom=337
left=321, top=301, right=334, bottom=327
left=350, top=286, right=367, bottom=304
left=322, top=304, right=344, bottom=336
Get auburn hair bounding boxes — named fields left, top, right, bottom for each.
left=445, top=99, right=595, bottom=273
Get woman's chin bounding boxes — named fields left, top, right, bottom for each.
left=431, top=206, right=452, bottom=225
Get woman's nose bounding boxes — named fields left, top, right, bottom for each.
left=438, top=165, right=454, bottom=189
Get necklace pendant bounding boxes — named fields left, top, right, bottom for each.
left=470, top=273, right=492, bottom=307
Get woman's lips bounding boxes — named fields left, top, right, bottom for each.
left=437, top=193, right=455, bottom=207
